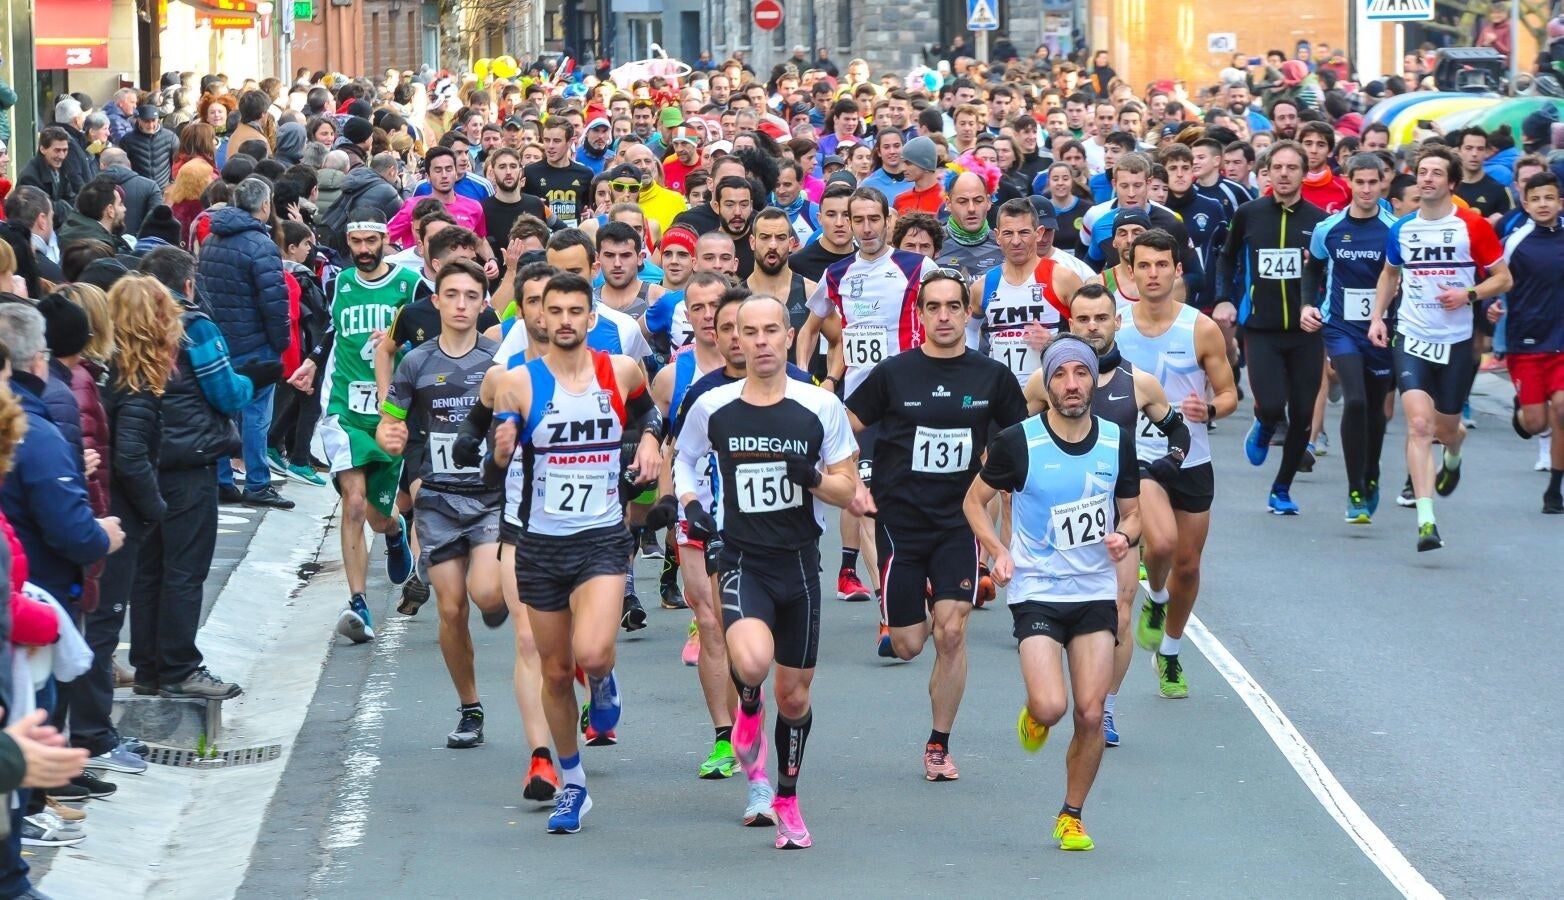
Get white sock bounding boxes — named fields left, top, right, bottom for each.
left=1151, top=586, right=1169, bottom=606
left=1103, top=693, right=1116, bottom=715
left=559, top=752, right=586, bottom=788
left=1159, top=635, right=1181, bottom=656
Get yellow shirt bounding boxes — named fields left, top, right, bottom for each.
left=638, top=183, right=689, bottom=234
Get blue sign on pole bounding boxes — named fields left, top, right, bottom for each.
left=967, top=0, right=999, bottom=31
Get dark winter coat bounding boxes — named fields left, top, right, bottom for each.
left=195, top=206, right=290, bottom=359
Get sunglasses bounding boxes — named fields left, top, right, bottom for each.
left=920, top=266, right=968, bottom=286
left=610, top=180, right=641, bottom=190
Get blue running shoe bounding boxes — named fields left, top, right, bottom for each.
left=384, top=515, right=412, bottom=585
left=1103, top=710, right=1120, bottom=747
left=547, top=784, right=593, bottom=834
left=1345, top=491, right=1371, bottom=524
left=1244, top=418, right=1274, bottom=466
left=1365, top=479, right=1381, bottom=517
left=587, top=670, right=621, bottom=734
left=1268, top=486, right=1300, bottom=516
left=336, top=594, right=375, bottom=643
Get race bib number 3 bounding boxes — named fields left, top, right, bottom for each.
left=1402, top=336, right=1451, bottom=365
left=544, top=469, right=611, bottom=515
left=428, top=432, right=480, bottom=475
left=735, top=461, right=803, bottom=513
left=1050, top=493, right=1110, bottom=551
left=1257, top=248, right=1301, bottom=281
left=1342, top=288, right=1375, bottom=322
left=347, top=381, right=378, bottom=415
left=912, top=426, right=973, bottom=474
left=843, top=324, right=890, bottom=368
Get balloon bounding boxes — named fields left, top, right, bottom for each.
left=474, top=58, right=492, bottom=81
left=493, top=55, right=519, bottom=79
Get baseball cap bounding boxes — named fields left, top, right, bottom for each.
left=670, top=126, right=701, bottom=145
left=136, top=104, right=161, bottom=121
left=1114, top=208, right=1154, bottom=232
left=1029, top=197, right=1060, bottom=231
left=826, top=170, right=858, bottom=189
left=606, top=163, right=646, bottom=185
left=822, top=154, right=846, bottom=170
left=706, top=140, right=734, bottom=156
left=502, top=115, right=524, bottom=129
left=1160, top=121, right=1187, bottom=138
left=659, top=106, right=684, bottom=128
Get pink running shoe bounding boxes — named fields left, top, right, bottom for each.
left=681, top=619, right=700, bottom=667
left=773, top=795, right=812, bottom=849
left=731, top=694, right=767, bottom=779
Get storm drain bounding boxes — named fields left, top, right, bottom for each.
left=144, top=743, right=284, bottom=769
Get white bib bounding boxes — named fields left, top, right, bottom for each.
left=1342, top=288, right=1375, bottom=322
left=1257, top=248, right=1301, bottom=281
left=735, top=461, right=804, bottom=513
left=428, top=431, right=480, bottom=475
left=1402, top=335, right=1450, bottom=365
left=989, top=335, right=1039, bottom=377
left=347, top=381, right=379, bottom=416
left=843, top=323, right=891, bottom=368
left=544, top=469, right=611, bottom=516
left=912, top=426, right=973, bottom=474
left=1050, top=493, right=1111, bottom=551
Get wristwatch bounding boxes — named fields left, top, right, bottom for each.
left=1466, top=288, right=1478, bottom=304
left=1207, top=402, right=1217, bottom=422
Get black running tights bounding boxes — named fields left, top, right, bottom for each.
left=1245, top=330, right=1324, bottom=489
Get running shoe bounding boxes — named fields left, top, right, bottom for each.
left=1135, top=596, right=1165, bottom=651
left=836, top=568, right=871, bottom=602
left=286, top=462, right=328, bottom=486
left=547, top=784, right=592, bottom=834
left=1244, top=418, right=1273, bottom=466
left=21, top=814, right=86, bottom=847
left=397, top=574, right=430, bottom=616
left=1543, top=491, right=1563, bottom=515
left=1346, top=491, right=1372, bottom=524
left=773, top=795, right=812, bottom=849
left=447, top=709, right=484, bottom=749
left=1103, top=710, right=1120, bottom=747
left=1156, top=652, right=1188, bottom=698
left=681, top=619, right=700, bottom=667
left=1268, top=486, right=1299, bottom=516
left=1054, top=813, right=1095, bottom=851
left=336, top=595, right=375, bottom=643
left=583, top=722, right=618, bottom=746
left=1366, top=479, right=1381, bottom=517
left=1461, top=402, right=1476, bottom=429
left=1538, top=434, right=1553, bottom=471
left=731, top=694, right=767, bottom=779
left=586, top=670, right=621, bottom=735
left=876, top=623, right=894, bottom=659
left=638, top=529, right=664, bottom=559
left=384, top=516, right=413, bottom=585
left=524, top=755, right=560, bottom=802
left=1315, top=432, right=1330, bottom=456
left=480, top=602, right=509, bottom=628
left=1397, top=476, right=1416, bottom=508
left=659, top=580, right=688, bottom=610
left=621, top=593, right=648, bottom=631
left=1417, top=522, right=1444, bottom=552
left=744, top=779, right=776, bottom=827
left=265, top=447, right=289, bottom=477
left=699, top=740, right=738, bottom=779
left=1298, top=443, right=1316, bottom=473
left=1435, top=458, right=1462, bottom=496
left=1017, top=706, right=1049, bottom=753
left=975, top=563, right=996, bottom=608
left=923, top=744, right=959, bottom=781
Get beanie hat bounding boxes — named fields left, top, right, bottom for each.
left=38, top=292, right=91, bottom=359
left=138, top=205, right=182, bottom=246
left=342, top=115, right=374, bottom=145
left=902, top=135, right=939, bottom=172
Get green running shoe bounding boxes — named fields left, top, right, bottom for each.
left=1417, top=522, right=1443, bottom=552
left=699, top=739, right=738, bottom=779
left=1135, top=597, right=1166, bottom=651
left=1155, top=652, right=1188, bottom=699
left=286, top=462, right=327, bottom=486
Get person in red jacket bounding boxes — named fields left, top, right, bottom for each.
left=1297, top=122, right=1351, bottom=213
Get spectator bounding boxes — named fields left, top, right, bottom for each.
left=118, top=99, right=179, bottom=189
left=274, top=121, right=307, bottom=166
left=51, top=283, right=115, bottom=618
left=49, top=96, right=96, bottom=202
left=268, top=222, right=330, bottom=486
left=105, top=89, right=138, bottom=143
left=164, top=159, right=215, bottom=247
left=315, top=150, right=352, bottom=218
left=195, top=177, right=293, bottom=509
left=137, top=248, right=266, bottom=698
left=17, top=128, right=78, bottom=212
left=197, top=92, right=236, bottom=139
left=173, top=122, right=218, bottom=177
left=95, top=147, right=161, bottom=236
left=56, top=178, right=127, bottom=252
left=335, top=150, right=406, bottom=227
left=0, top=187, right=55, bottom=294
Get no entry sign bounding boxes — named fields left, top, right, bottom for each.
left=753, top=0, right=783, bottom=31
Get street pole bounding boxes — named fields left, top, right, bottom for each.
left=1510, top=0, right=1520, bottom=94
left=976, top=30, right=987, bottom=64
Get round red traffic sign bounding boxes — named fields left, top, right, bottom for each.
left=753, top=0, right=783, bottom=31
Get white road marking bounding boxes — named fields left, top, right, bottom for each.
left=1185, top=614, right=1442, bottom=899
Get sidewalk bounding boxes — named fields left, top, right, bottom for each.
left=31, top=483, right=347, bottom=899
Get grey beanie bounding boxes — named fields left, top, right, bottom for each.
left=902, top=135, right=939, bottom=173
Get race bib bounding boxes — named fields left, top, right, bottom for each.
left=1050, top=493, right=1110, bottom=551
left=912, top=426, right=973, bottom=474
left=428, top=432, right=480, bottom=475
left=843, top=323, right=891, bottom=368
left=989, top=336, right=1038, bottom=377
left=544, top=469, right=611, bottom=515
left=735, top=461, right=803, bottom=513
left=1342, top=288, right=1375, bottom=322
left=347, top=381, right=378, bottom=415
left=1257, top=248, right=1301, bottom=281
left=1136, top=410, right=1164, bottom=443
left=1402, top=335, right=1450, bottom=365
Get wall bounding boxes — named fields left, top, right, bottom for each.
left=291, top=0, right=367, bottom=76
left=362, top=0, right=424, bottom=72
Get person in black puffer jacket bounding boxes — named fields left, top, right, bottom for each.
left=116, top=101, right=179, bottom=189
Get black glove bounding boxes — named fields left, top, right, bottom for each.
left=703, top=529, right=726, bottom=573
left=620, top=444, right=650, bottom=491
left=237, top=359, right=284, bottom=389
left=644, top=494, right=678, bottom=531
left=1147, top=454, right=1181, bottom=484
left=683, top=499, right=719, bottom=543
left=782, top=452, right=822, bottom=489
left=451, top=433, right=484, bottom=470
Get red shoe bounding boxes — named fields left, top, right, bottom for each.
left=837, top=568, right=871, bottom=602
left=975, top=564, right=995, bottom=608
left=523, top=755, right=560, bottom=802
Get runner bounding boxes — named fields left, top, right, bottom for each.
left=964, top=335, right=1142, bottom=852
left=1120, top=229, right=1238, bottom=698
left=322, top=209, right=422, bottom=644
left=1029, top=283, right=1191, bottom=744
left=674, top=295, right=868, bottom=850
left=1370, top=144, right=1512, bottom=551
left=847, top=268, right=1026, bottom=780
left=787, top=183, right=856, bottom=282
left=644, top=225, right=700, bottom=362
left=1089, top=208, right=1152, bottom=307
left=1304, top=153, right=1398, bottom=522
left=484, top=271, right=664, bottom=834
left=1212, top=140, right=1328, bottom=515
left=376, top=257, right=509, bottom=749
left=969, top=198, right=1081, bottom=384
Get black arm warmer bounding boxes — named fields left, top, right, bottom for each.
left=1153, top=406, right=1192, bottom=460
left=625, top=388, right=665, bottom=442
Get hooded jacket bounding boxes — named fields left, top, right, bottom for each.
left=336, top=165, right=406, bottom=223
left=57, top=209, right=121, bottom=250
left=195, top=206, right=291, bottom=359
left=315, top=167, right=348, bottom=218
left=274, top=122, right=306, bottom=166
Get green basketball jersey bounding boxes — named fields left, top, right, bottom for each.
left=325, top=264, right=423, bottom=429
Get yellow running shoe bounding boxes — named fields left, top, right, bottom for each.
left=1054, top=813, right=1094, bottom=851
left=1017, top=706, right=1049, bottom=753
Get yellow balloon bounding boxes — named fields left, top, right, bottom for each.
left=493, top=55, right=519, bottom=79
left=474, top=58, right=492, bottom=80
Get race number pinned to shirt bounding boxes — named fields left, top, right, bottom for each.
left=989, top=336, right=1038, bottom=378
left=1257, top=248, right=1301, bottom=280
left=1402, top=335, right=1451, bottom=365
left=347, top=381, right=379, bottom=416
left=428, top=432, right=480, bottom=475
left=735, top=461, right=803, bottom=513
left=1342, top=288, right=1375, bottom=322
left=912, top=426, right=973, bottom=474
left=544, top=469, right=611, bottom=515
left=843, top=323, right=891, bottom=368
left=1050, top=493, right=1110, bottom=551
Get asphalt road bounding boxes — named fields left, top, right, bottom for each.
left=239, top=384, right=1558, bottom=899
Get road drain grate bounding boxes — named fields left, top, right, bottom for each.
left=145, top=743, right=283, bottom=769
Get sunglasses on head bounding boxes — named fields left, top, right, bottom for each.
left=920, top=266, right=968, bottom=286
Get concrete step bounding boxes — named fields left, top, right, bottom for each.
left=112, top=690, right=226, bottom=751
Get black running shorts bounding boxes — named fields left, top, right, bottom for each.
left=1010, top=599, right=1118, bottom=646
left=513, top=526, right=634, bottom=613
left=715, top=544, right=822, bottom=670
left=875, top=521, right=979, bottom=628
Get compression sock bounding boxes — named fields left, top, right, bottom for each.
left=733, top=671, right=763, bottom=716
left=928, top=729, right=951, bottom=751
left=1061, top=803, right=1084, bottom=818
left=841, top=547, right=859, bottom=573
left=1416, top=497, right=1436, bottom=528
left=1443, top=449, right=1462, bottom=469
left=1549, top=469, right=1562, bottom=494
left=715, top=725, right=733, bottom=744
left=775, top=709, right=813, bottom=798
left=659, top=546, right=678, bottom=590
left=1103, top=693, right=1117, bottom=716
left=559, top=752, right=586, bottom=788
left=1159, top=635, right=1181, bottom=656
left=531, top=747, right=552, bottom=762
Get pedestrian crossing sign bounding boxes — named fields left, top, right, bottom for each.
left=967, top=0, right=999, bottom=30
left=1365, top=0, right=1434, bottom=21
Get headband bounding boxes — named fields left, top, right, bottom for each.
left=1041, top=335, right=1099, bottom=384
left=345, top=221, right=388, bottom=234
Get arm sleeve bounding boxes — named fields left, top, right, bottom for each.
left=1214, top=206, right=1245, bottom=303
left=1116, top=431, right=1141, bottom=498
left=978, top=425, right=1027, bottom=492
left=184, top=317, right=255, bottom=415
left=1302, top=251, right=1325, bottom=308
left=382, top=353, right=417, bottom=420
left=672, top=397, right=713, bottom=498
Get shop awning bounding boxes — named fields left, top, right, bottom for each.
left=182, top=0, right=261, bottom=29
left=35, top=0, right=113, bottom=69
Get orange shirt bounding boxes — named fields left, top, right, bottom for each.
left=894, top=181, right=945, bottom=217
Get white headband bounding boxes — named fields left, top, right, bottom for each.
left=345, top=222, right=388, bottom=234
